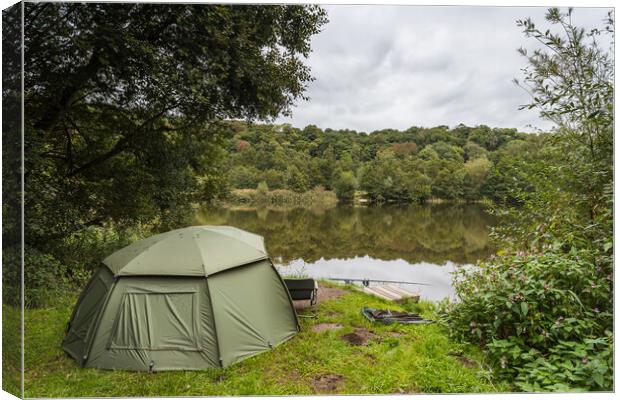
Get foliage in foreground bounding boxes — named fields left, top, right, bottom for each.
left=18, top=287, right=506, bottom=396
left=443, top=249, right=612, bottom=391
left=444, top=7, right=614, bottom=392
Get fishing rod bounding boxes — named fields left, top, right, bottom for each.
left=322, top=277, right=431, bottom=287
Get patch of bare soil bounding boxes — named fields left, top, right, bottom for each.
left=293, top=286, right=348, bottom=310
left=264, top=366, right=301, bottom=386
left=388, top=331, right=405, bottom=337
left=312, top=374, right=345, bottom=393
left=457, top=356, right=477, bottom=368
left=312, top=323, right=344, bottom=333
left=279, top=369, right=301, bottom=385
left=318, top=287, right=347, bottom=301
left=341, top=327, right=378, bottom=346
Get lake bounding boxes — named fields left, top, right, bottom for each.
left=195, top=203, right=498, bottom=301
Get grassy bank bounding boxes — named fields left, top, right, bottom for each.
left=220, top=188, right=486, bottom=208
left=222, top=187, right=338, bottom=208
left=19, top=283, right=507, bottom=397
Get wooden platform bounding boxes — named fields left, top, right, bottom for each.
left=362, top=284, right=420, bottom=303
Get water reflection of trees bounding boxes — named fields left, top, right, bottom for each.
left=195, top=204, right=496, bottom=265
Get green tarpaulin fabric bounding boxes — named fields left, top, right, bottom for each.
left=103, top=226, right=268, bottom=277
left=62, top=226, right=298, bottom=371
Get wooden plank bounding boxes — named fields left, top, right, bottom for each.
left=362, top=286, right=394, bottom=301
left=367, top=286, right=391, bottom=296
left=386, top=285, right=416, bottom=297
left=362, top=284, right=420, bottom=302
left=377, top=284, right=408, bottom=298
left=377, top=286, right=402, bottom=299
left=363, top=286, right=398, bottom=301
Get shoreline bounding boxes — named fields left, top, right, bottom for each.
left=214, top=188, right=490, bottom=209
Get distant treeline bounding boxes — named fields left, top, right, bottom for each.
left=222, top=122, right=541, bottom=203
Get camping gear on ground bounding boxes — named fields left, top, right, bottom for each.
left=62, top=226, right=299, bottom=371
left=284, top=278, right=318, bottom=305
left=361, top=307, right=434, bottom=325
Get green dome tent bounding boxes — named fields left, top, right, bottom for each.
left=62, top=226, right=299, bottom=371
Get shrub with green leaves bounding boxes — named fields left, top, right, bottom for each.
left=442, top=248, right=612, bottom=391
left=442, top=7, right=613, bottom=392
left=3, top=246, right=71, bottom=308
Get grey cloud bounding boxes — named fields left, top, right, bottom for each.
left=275, top=5, right=611, bottom=133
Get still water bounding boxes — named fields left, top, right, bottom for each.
left=195, top=204, right=497, bottom=301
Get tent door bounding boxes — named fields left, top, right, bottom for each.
left=108, top=290, right=200, bottom=351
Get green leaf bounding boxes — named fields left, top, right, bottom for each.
left=520, top=302, right=529, bottom=317
left=592, top=373, right=605, bottom=387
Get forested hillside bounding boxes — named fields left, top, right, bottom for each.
left=222, top=121, right=538, bottom=203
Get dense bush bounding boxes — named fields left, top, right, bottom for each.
left=3, top=246, right=70, bottom=308
left=443, top=248, right=612, bottom=391
left=3, top=224, right=154, bottom=308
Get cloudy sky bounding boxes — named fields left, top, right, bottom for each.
left=275, top=5, right=612, bottom=133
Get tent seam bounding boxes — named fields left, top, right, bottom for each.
left=205, top=279, right=223, bottom=367
left=82, top=276, right=118, bottom=366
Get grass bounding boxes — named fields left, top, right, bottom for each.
left=19, top=283, right=509, bottom=397
left=2, top=302, right=22, bottom=397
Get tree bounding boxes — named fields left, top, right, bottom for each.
left=401, top=159, right=432, bottom=202
left=431, top=163, right=465, bottom=200
left=515, top=7, right=613, bottom=224
left=222, top=121, right=534, bottom=204
left=418, top=145, right=440, bottom=161
left=463, top=141, right=488, bottom=161
left=235, top=140, right=251, bottom=152
left=430, top=141, right=464, bottom=163
left=286, top=165, right=309, bottom=193
left=14, top=3, right=327, bottom=304
left=463, top=156, right=492, bottom=200
left=391, top=141, right=418, bottom=157
left=359, top=150, right=430, bottom=203
left=261, top=169, right=286, bottom=189
left=23, top=2, right=326, bottom=232
left=333, top=171, right=357, bottom=202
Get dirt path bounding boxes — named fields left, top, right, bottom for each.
left=341, top=327, right=377, bottom=346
